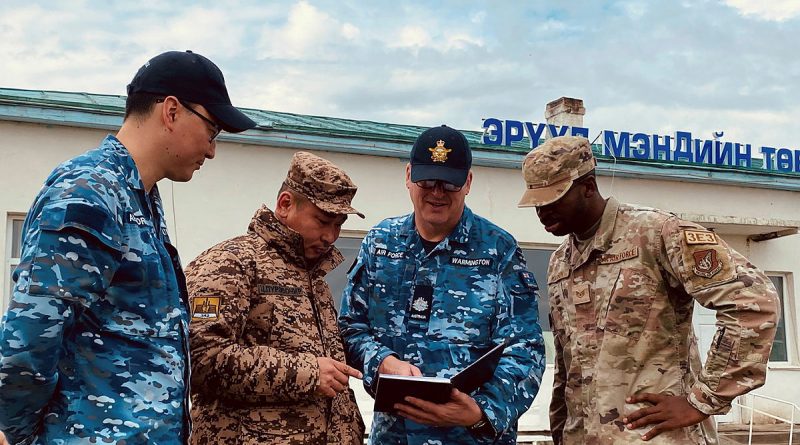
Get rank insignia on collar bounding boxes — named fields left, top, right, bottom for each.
left=429, top=140, right=452, bottom=163
left=692, top=249, right=723, bottom=278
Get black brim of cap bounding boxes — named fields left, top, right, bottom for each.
left=205, top=103, right=257, bottom=133
left=410, top=164, right=469, bottom=187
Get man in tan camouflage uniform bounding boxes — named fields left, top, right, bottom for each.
left=518, top=136, right=780, bottom=444
left=187, top=151, right=366, bottom=445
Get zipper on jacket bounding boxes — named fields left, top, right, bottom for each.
left=306, top=270, right=335, bottom=430
left=306, top=271, right=328, bottom=356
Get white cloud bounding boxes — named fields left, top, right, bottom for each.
left=342, top=23, right=360, bottom=40
left=389, top=25, right=432, bottom=49
left=0, top=0, right=798, bottom=150
left=722, top=0, right=800, bottom=22
left=255, top=1, right=354, bottom=61
left=470, top=11, right=487, bottom=24
left=588, top=103, right=796, bottom=150
left=621, top=2, right=647, bottom=19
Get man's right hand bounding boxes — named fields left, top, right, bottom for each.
left=379, top=355, right=422, bottom=376
left=0, top=431, right=8, bottom=445
left=315, top=357, right=363, bottom=398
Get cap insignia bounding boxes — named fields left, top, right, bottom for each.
left=429, top=140, right=452, bottom=163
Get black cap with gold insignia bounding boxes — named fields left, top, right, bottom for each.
left=410, top=125, right=472, bottom=187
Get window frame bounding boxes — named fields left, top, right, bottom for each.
left=5, top=213, right=27, bottom=311
left=766, top=272, right=795, bottom=366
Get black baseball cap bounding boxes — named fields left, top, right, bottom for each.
left=127, top=50, right=256, bottom=133
left=410, top=125, right=472, bottom=187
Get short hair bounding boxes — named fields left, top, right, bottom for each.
left=124, top=92, right=164, bottom=121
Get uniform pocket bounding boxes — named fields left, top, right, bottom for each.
left=548, top=283, right=570, bottom=340
left=604, top=269, right=656, bottom=341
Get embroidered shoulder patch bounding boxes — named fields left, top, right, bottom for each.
left=684, top=230, right=718, bottom=245
left=192, top=297, right=220, bottom=321
left=692, top=249, right=723, bottom=278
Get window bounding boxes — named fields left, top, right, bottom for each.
left=327, top=235, right=364, bottom=310
left=768, top=274, right=791, bottom=363
left=5, top=214, right=26, bottom=311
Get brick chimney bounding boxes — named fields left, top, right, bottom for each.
left=544, top=97, right=585, bottom=138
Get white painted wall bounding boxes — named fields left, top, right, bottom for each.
left=2, top=120, right=798, bottom=432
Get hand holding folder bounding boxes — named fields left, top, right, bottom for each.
left=373, top=340, right=507, bottom=413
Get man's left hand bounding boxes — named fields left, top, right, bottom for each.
left=394, top=388, right=483, bottom=427
left=623, top=393, right=709, bottom=441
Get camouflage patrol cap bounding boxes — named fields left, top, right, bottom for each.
left=284, top=151, right=365, bottom=218
left=518, top=136, right=597, bottom=207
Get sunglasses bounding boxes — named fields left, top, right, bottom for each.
left=156, top=97, right=221, bottom=142
left=178, top=99, right=222, bottom=142
left=414, top=180, right=462, bottom=192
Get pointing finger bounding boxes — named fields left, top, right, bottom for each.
left=334, top=361, right=363, bottom=379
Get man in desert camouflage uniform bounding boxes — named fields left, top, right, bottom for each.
left=339, top=125, right=545, bottom=445
left=187, top=151, right=365, bottom=445
left=0, top=51, right=255, bottom=444
left=518, top=135, right=780, bottom=444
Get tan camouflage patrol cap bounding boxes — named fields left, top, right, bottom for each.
left=518, top=136, right=597, bottom=207
left=284, top=151, right=365, bottom=218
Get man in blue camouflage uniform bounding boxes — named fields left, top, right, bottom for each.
left=0, top=50, right=256, bottom=444
left=339, top=125, right=545, bottom=444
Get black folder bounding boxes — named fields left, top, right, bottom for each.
left=373, top=340, right=507, bottom=413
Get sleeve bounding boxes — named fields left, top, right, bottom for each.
left=548, top=314, right=567, bottom=445
left=0, top=199, right=122, bottom=443
left=659, top=217, right=780, bottom=415
left=187, top=247, right=319, bottom=403
left=337, top=234, right=398, bottom=396
left=471, top=245, right=546, bottom=442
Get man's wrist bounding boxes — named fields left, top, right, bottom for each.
left=467, top=410, right=495, bottom=437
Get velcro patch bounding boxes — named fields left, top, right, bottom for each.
left=192, top=297, right=220, bottom=320
left=692, top=249, right=723, bottom=278
left=598, top=247, right=639, bottom=264
left=684, top=230, right=718, bottom=245
left=257, top=284, right=302, bottom=296
left=450, top=257, right=493, bottom=267
left=375, top=248, right=404, bottom=259
left=572, top=282, right=591, bottom=305
left=409, top=285, right=433, bottom=322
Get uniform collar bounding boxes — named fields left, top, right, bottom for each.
left=568, top=197, right=619, bottom=267
left=248, top=205, right=343, bottom=274
left=593, top=197, right=621, bottom=253
left=103, top=135, right=145, bottom=192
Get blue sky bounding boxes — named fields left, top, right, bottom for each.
left=2, top=0, right=799, bottom=149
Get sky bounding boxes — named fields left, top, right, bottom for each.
left=2, top=0, right=800, bottom=149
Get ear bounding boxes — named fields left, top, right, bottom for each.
left=275, top=191, right=293, bottom=218
left=582, top=175, right=599, bottom=198
left=160, top=96, right=180, bottom=131
left=405, top=163, right=412, bottom=190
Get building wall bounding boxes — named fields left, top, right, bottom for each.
left=2, top=120, right=798, bottom=430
